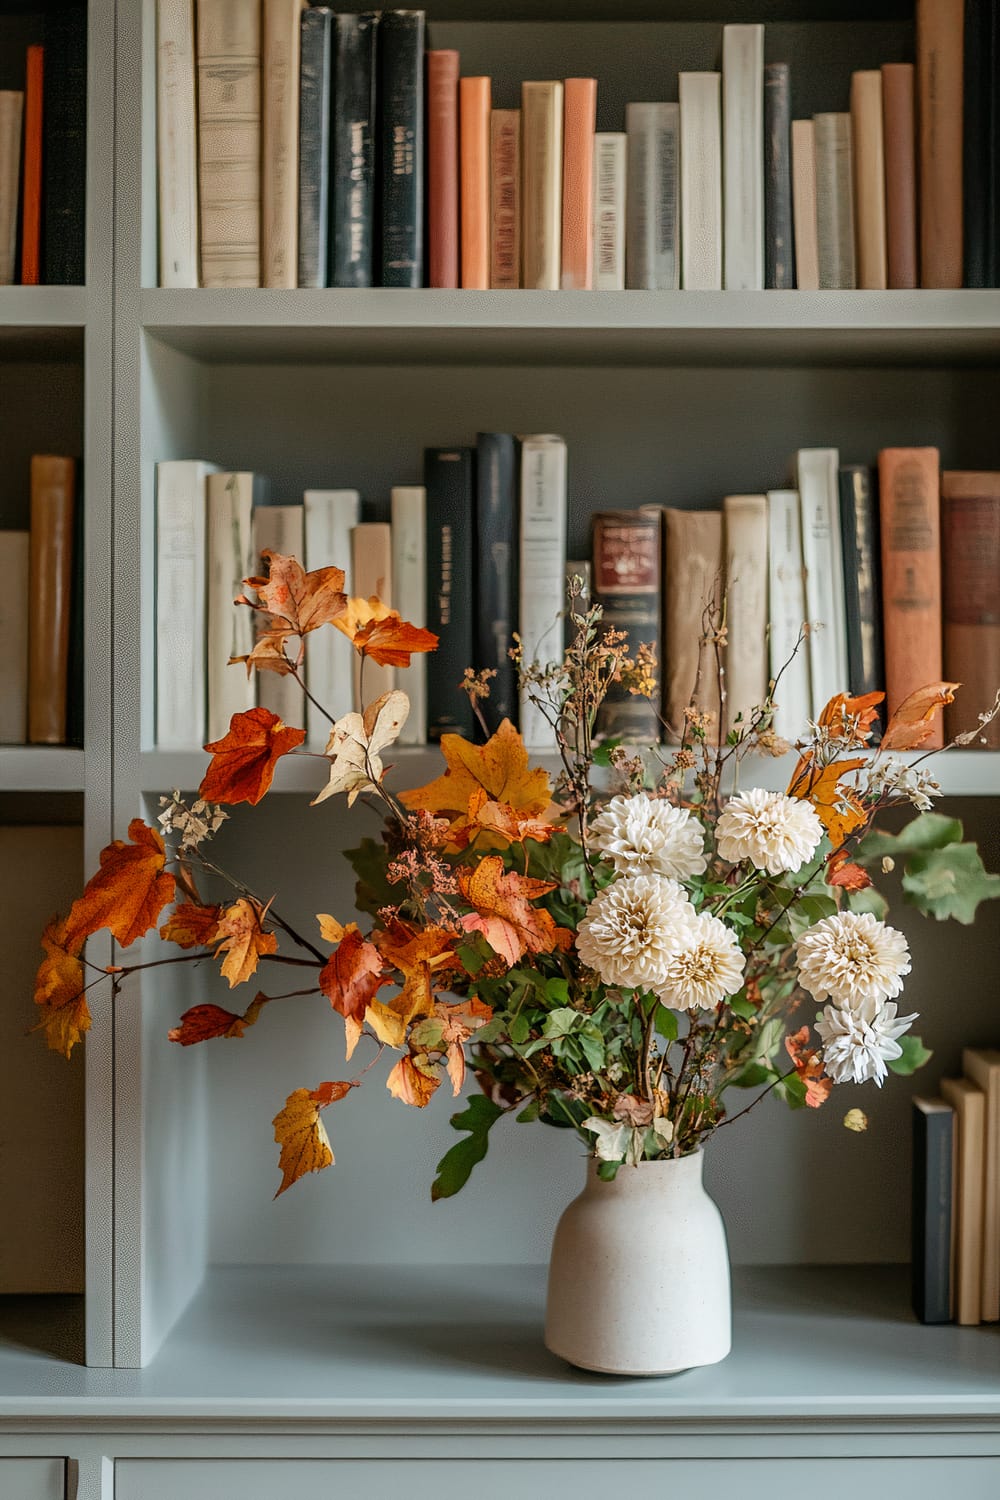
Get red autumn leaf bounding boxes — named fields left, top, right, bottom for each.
left=457, top=856, right=573, bottom=967
left=199, top=706, right=306, bottom=806
left=168, top=993, right=268, bottom=1045
left=239, top=552, right=347, bottom=638
left=319, top=923, right=386, bottom=1022
left=817, top=690, right=884, bottom=741
left=32, top=916, right=90, bottom=1058
left=826, top=851, right=873, bottom=892
left=881, top=681, right=960, bottom=751
left=386, top=1054, right=442, bottom=1108
left=272, top=1080, right=355, bottom=1196
left=213, top=897, right=278, bottom=987
left=160, top=902, right=223, bottom=949
left=352, top=614, right=439, bottom=667
left=62, top=819, right=175, bottom=952
left=785, top=1026, right=832, bottom=1109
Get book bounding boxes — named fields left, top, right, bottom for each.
left=917, top=0, right=964, bottom=288
left=795, top=448, right=849, bottom=719
left=723, top=495, right=768, bottom=736
left=0, top=532, right=29, bottom=743
left=881, top=63, right=918, bottom=289
left=940, top=1076, right=985, bottom=1326
left=662, top=508, right=723, bottom=743
left=911, top=1096, right=955, bottom=1325
left=254, top=503, right=306, bottom=726
left=460, top=77, right=491, bottom=290
left=592, top=510, right=661, bottom=743
left=156, top=0, right=199, bottom=288
left=791, top=119, right=819, bottom=291
left=722, top=23, right=764, bottom=291
left=197, top=0, right=262, bottom=287
left=65, top=481, right=85, bottom=749
left=838, top=465, right=885, bottom=715
left=850, top=71, right=888, bottom=290
left=878, top=447, right=944, bottom=746
left=28, top=457, right=75, bottom=745
left=427, top=49, right=460, bottom=290
left=963, top=0, right=998, bottom=287
left=592, top=132, right=626, bottom=292
left=561, top=78, right=597, bottom=291
left=521, top=82, right=563, bottom=290
left=476, top=432, right=519, bottom=733
left=679, top=74, right=722, bottom=291
left=379, top=9, right=425, bottom=288
left=625, top=103, right=679, bottom=291
left=331, top=11, right=378, bottom=288
left=155, top=460, right=218, bottom=750
left=424, top=449, right=474, bottom=740
left=351, top=522, right=394, bottom=709
left=20, top=45, right=43, bottom=286
left=391, top=486, right=427, bottom=746
left=941, top=471, right=1000, bottom=748
left=303, top=488, right=360, bottom=747
left=261, top=0, right=306, bottom=288
left=296, top=5, right=333, bottom=289
left=962, top=1048, right=1000, bottom=1321
left=814, top=113, right=856, bottom=289
left=766, top=491, right=811, bottom=742
left=490, top=109, right=521, bottom=289
left=764, top=63, right=793, bottom=290
left=519, top=435, right=567, bottom=749
left=0, top=92, right=23, bottom=285
left=42, top=3, right=87, bottom=285
left=206, top=472, right=256, bottom=742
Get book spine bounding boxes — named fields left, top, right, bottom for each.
left=0, top=532, right=29, bottom=743
left=475, top=433, right=519, bottom=734
left=519, top=436, right=567, bottom=749
left=391, top=486, right=427, bottom=745
left=254, top=504, right=306, bottom=725
left=837, top=465, right=885, bottom=716
left=28, top=457, right=75, bottom=744
left=490, top=109, right=521, bottom=289
left=303, top=488, right=360, bottom=745
left=878, top=446, right=944, bottom=745
left=766, top=491, right=812, bottom=741
left=20, top=45, right=43, bottom=286
left=350, top=522, right=395, bottom=709
left=940, top=1077, right=985, bottom=1326
left=296, top=6, right=332, bottom=289
left=427, top=49, right=460, bottom=290
left=206, top=472, right=256, bottom=742
left=42, top=4, right=87, bottom=285
left=0, top=93, right=23, bottom=285
left=521, top=82, right=563, bottom=290
left=941, top=471, right=1000, bottom=748
left=197, top=0, right=262, bottom=288
left=679, top=74, right=722, bottom=291
left=561, top=77, right=597, bottom=290
left=592, top=510, right=662, bottom=742
left=156, top=0, right=199, bottom=288
left=262, top=0, right=305, bottom=288
left=331, top=12, right=378, bottom=287
left=814, top=113, right=856, bottom=289
left=881, top=63, right=918, bottom=289
left=796, top=447, right=849, bottom=718
left=962, top=0, right=994, bottom=287
left=424, top=448, right=475, bottom=740
left=764, top=63, right=793, bottom=290
left=911, top=1102, right=955, bottom=1324
left=723, top=495, right=769, bottom=735
left=379, top=9, right=425, bottom=288
left=917, top=0, right=964, bottom=288
left=66, top=483, right=84, bottom=748
left=962, top=1049, right=1000, bottom=1321
left=155, top=461, right=212, bottom=750
left=460, top=76, right=491, bottom=290
left=663, top=508, right=723, bottom=742
left=722, top=23, right=764, bottom=291
left=791, top=118, right=819, bottom=290
left=592, top=132, right=626, bottom=291
left=625, top=102, right=679, bottom=290
left=851, top=71, right=888, bottom=289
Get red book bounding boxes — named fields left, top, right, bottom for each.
left=427, top=50, right=459, bottom=289
left=878, top=447, right=944, bottom=746
left=917, top=0, right=964, bottom=288
left=20, top=45, right=44, bottom=285
left=459, top=76, right=490, bottom=289
left=561, top=77, right=596, bottom=289
left=942, top=472, right=1000, bottom=748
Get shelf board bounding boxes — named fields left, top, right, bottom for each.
left=0, top=747, right=85, bottom=793
left=0, top=287, right=88, bottom=359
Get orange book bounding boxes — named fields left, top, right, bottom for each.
left=878, top=447, right=944, bottom=746
left=881, top=63, right=918, bottom=289
left=561, top=77, right=597, bottom=290
left=20, top=45, right=43, bottom=285
left=942, top=472, right=1000, bottom=748
left=28, top=456, right=76, bottom=745
left=428, top=50, right=460, bottom=289
left=917, top=0, right=964, bottom=288
left=459, top=76, right=491, bottom=289
left=490, top=109, right=520, bottom=288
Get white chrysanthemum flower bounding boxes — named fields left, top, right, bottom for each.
left=655, top=911, right=747, bottom=1012
left=575, top=874, right=695, bottom=991
left=715, top=788, right=824, bottom=875
left=590, top=794, right=708, bottom=881
left=816, top=998, right=917, bottom=1086
left=796, top=910, right=911, bottom=1006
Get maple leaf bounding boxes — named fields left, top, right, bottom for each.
left=312, top=689, right=409, bottom=806
left=319, top=922, right=385, bottom=1022
left=400, top=719, right=553, bottom=849
left=366, top=922, right=462, bottom=1046
left=168, top=993, right=268, bottom=1045
left=33, top=917, right=90, bottom=1058
left=213, top=898, right=278, bottom=987
left=434, top=997, right=493, bottom=1095
left=450, top=786, right=560, bottom=849
left=817, top=690, right=884, bottom=741
left=352, top=615, right=439, bottom=667
left=62, top=819, right=175, bottom=952
left=457, top=856, right=572, bottom=966
left=272, top=1080, right=354, bottom=1196
left=160, top=902, right=223, bottom=949
left=199, top=706, right=306, bottom=806
left=239, top=552, right=347, bottom=638
left=231, top=634, right=299, bottom=678
left=331, top=594, right=395, bottom=640
left=787, top=753, right=868, bottom=848
left=386, top=1055, right=441, bottom=1108
left=826, top=850, right=873, bottom=892
left=785, top=1026, right=832, bottom=1109
left=881, top=682, right=960, bottom=750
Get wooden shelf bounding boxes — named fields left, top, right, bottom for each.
left=0, top=747, right=85, bottom=794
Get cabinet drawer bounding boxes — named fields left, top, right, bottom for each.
left=0, top=1459, right=64, bottom=1500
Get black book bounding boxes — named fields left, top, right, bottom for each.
left=332, top=11, right=379, bottom=288
left=838, top=464, right=885, bottom=728
left=963, top=0, right=999, bottom=287
left=425, top=447, right=475, bottom=740
left=764, top=62, right=793, bottom=290
left=43, top=3, right=88, bottom=285
left=912, top=1097, right=955, bottom=1325
left=592, top=509, right=662, bottom=743
left=298, top=7, right=333, bottom=289
left=475, top=433, right=519, bottom=734
left=378, top=10, right=425, bottom=287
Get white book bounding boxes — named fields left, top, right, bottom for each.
left=592, top=132, right=626, bottom=290
left=0, top=531, right=29, bottom=742
left=391, top=486, right=427, bottom=746
left=254, top=503, right=306, bottom=728
left=156, top=0, right=199, bottom=287
left=0, top=91, right=24, bottom=285
left=206, top=471, right=257, bottom=742
left=303, top=488, right=360, bottom=747
left=795, top=448, right=849, bottom=718
left=351, top=522, right=395, bottom=710
left=766, top=490, right=812, bottom=742
left=155, top=460, right=218, bottom=748
left=625, top=102, right=680, bottom=290
left=722, top=23, right=764, bottom=290
left=723, top=494, right=769, bottom=735
left=679, top=72, right=722, bottom=290
left=519, top=435, right=567, bottom=749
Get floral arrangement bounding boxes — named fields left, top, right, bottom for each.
left=33, top=553, right=1000, bottom=1197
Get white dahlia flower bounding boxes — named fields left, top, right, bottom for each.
left=815, top=998, right=917, bottom=1087
left=796, top=910, right=911, bottom=1006
left=575, top=874, right=695, bottom=991
left=716, top=788, right=824, bottom=875
left=655, top=911, right=747, bottom=1013
left=590, top=794, right=708, bottom=881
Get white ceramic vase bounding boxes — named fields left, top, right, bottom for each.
left=544, top=1151, right=732, bottom=1375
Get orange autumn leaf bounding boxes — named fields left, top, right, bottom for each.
left=434, top=997, right=493, bottom=1095
left=160, top=902, right=223, bottom=949
left=272, top=1080, right=354, bottom=1196
left=400, top=718, right=553, bottom=850
left=787, top=753, right=868, bottom=847
left=199, top=706, right=306, bottom=806
left=785, top=1026, right=832, bottom=1109
left=457, top=856, right=572, bottom=967
left=881, top=681, right=960, bottom=751
left=817, top=690, right=884, bottom=741
left=367, top=922, right=462, bottom=1046
left=450, top=786, right=560, bottom=849
left=63, top=818, right=175, bottom=952
left=232, top=633, right=299, bottom=678
left=213, top=898, right=278, bottom=988
left=386, top=1054, right=441, bottom=1108
left=826, top=850, right=873, bottom=892
left=168, top=993, right=268, bottom=1045
left=332, top=594, right=395, bottom=640
left=33, top=916, right=90, bottom=1058
left=319, top=923, right=385, bottom=1022
left=351, top=614, right=438, bottom=667
left=239, top=552, right=347, bottom=638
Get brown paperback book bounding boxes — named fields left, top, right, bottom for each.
left=878, top=447, right=944, bottom=747
left=940, top=1076, right=985, bottom=1326
left=917, top=0, right=964, bottom=287
left=561, top=78, right=597, bottom=290
left=459, top=77, right=491, bottom=289
left=591, top=510, right=662, bottom=743
left=881, top=63, right=918, bottom=289
left=28, top=456, right=75, bottom=744
left=490, top=109, right=520, bottom=288
left=962, top=1049, right=1000, bottom=1321
left=427, top=50, right=459, bottom=289
left=850, top=71, right=887, bottom=289
left=661, top=508, right=723, bottom=743
left=942, top=472, right=1000, bottom=748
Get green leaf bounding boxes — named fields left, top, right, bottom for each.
left=654, top=1004, right=679, bottom=1041
left=409, top=1018, right=445, bottom=1050
left=846, top=885, right=889, bottom=920
left=544, top=977, right=570, bottom=1006
left=592, top=739, right=622, bottom=767
left=471, top=1015, right=506, bottom=1044
left=578, top=1025, right=606, bottom=1073
left=542, top=1006, right=580, bottom=1039
left=857, top=813, right=964, bottom=862
left=729, top=993, right=757, bottom=1021
left=888, top=1034, right=933, bottom=1076
left=726, top=1061, right=778, bottom=1090
left=774, top=1073, right=808, bottom=1109
left=516, top=1100, right=540, bottom=1123
left=343, top=836, right=396, bottom=918
left=508, top=1012, right=531, bottom=1045
left=596, top=1159, right=621, bottom=1182
left=902, top=844, right=1000, bottom=924
left=796, top=894, right=838, bottom=924
left=457, top=942, right=487, bottom=976
left=431, top=1096, right=503, bottom=1201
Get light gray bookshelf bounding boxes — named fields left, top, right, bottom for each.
left=0, top=747, right=86, bottom=793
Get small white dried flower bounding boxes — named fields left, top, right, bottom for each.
left=868, top=755, right=941, bottom=812
left=590, top=794, right=708, bottom=881
left=716, top=788, right=824, bottom=875
left=575, top=874, right=695, bottom=991
left=158, top=791, right=228, bottom=851
left=796, top=910, right=911, bottom=1007
left=816, top=998, right=917, bottom=1087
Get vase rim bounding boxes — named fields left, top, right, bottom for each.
left=585, top=1146, right=704, bottom=1178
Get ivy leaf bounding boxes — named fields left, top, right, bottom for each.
left=888, top=1034, right=933, bottom=1075
left=857, top=812, right=965, bottom=862
left=902, top=844, right=1000, bottom=924
left=431, top=1095, right=503, bottom=1201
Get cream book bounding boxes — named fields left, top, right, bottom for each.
left=941, top=1076, right=985, bottom=1327
left=206, top=471, right=257, bottom=742
left=662, top=508, right=723, bottom=743
left=391, top=486, right=427, bottom=746
left=254, top=503, right=306, bottom=727
left=962, top=1048, right=1000, bottom=1322
left=722, top=24, right=764, bottom=290
left=0, top=531, right=29, bottom=742
left=351, top=522, right=395, bottom=710
left=723, top=495, right=768, bottom=735
left=155, top=460, right=219, bottom=748
left=156, top=0, right=199, bottom=287
left=521, top=81, right=563, bottom=290
left=795, top=448, right=849, bottom=717
left=519, top=435, right=567, bottom=749
left=197, top=0, right=262, bottom=287
left=766, top=490, right=812, bottom=742
left=303, top=488, right=360, bottom=748
left=850, top=71, right=888, bottom=290
left=262, top=0, right=306, bottom=287
left=791, top=119, right=819, bottom=290
left=592, top=132, right=626, bottom=290
left=679, top=72, right=722, bottom=290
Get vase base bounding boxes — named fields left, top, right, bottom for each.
left=545, top=1338, right=731, bottom=1378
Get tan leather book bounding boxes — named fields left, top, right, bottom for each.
left=427, top=49, right=459, bottom=289
left=962, top=1049, right=1000, bottom=1321
left=941, top=1077, right=985, bottom=1326
left=0, top=91, right=23, bottom=284
left=261, top=0, right=306, bottom=287
left=197, top=0, right=262, bottom=287
left=28, top=457, right=76, bottom=745
left=459, top=76, right=491, bottom=289
left=850, top=71, right=887, bottom=289
left=521, top=81, right=563, bottom=290
left=881, top=63, right=918, bottom=289
left=878, top=447, right=944, bottom=746
left=0, top=531, right=29, bottom=742
left=351, top=522, right=395, bottom=710
left=662, top=508, right=723, bottom=743
left=942, top=471, right=1000, bottom=748
left=561, top=77, right=596, bottom=290
left=791, top=119, right=819, bottom=290
left=917, top=0, right=964, bottom=288
left=490, top=109, right=521, bottom=289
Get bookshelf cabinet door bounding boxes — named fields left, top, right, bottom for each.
left=0, top=1459, right=65, bottom=1500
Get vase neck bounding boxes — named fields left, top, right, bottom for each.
left=584, top=1151, right=705, bottom=1199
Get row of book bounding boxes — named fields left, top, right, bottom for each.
left=0, top=457, right=83, bottom=747
left=913, top=1049, right=1000, bottom=1327
left=0, top=8, right=87, bottom=286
